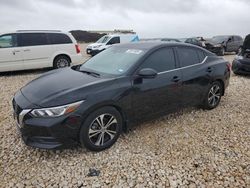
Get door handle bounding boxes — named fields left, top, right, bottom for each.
left=12, top=50, right=20, bottom=55
left=206, top=67, right=213, bottom=73
left=171, top=76, right=180, bottom=82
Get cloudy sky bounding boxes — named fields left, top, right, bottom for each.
left=1, top=0, right=249, bottom=38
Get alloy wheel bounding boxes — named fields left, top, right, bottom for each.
left=56, top=58, right=69, bottom=68
left=208, top=84, right=221, bottom=107
left=88, top=114, right=118, bottom=146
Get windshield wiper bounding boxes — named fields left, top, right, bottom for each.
left=79, top=70, right=100, bottom=77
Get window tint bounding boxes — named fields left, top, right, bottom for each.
left=177, top=48, right=200, bottom=67
left=234, top=36, right=242, bottom=41
left=48, top=33, right=72, bottom=44
left=197, top=50, right=206, bottom=61
left=0, top=34, right=16, bottom=48
left=18, top=33, right=48, bottom=46
left=107, top=37, right=120, bottom=45
left=140, top=48, right=175, bottom=72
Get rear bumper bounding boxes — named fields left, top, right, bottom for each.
left=232, top=59, right=250, bottom=74
left=70, top=54, right=83, bottom=65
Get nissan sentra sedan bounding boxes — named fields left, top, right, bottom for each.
left=13, top=42, right=231, bottom=151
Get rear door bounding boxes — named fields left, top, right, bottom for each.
left=176, top=47, right=212, bottom=107
left=132, top=47, right=182, bottom=121
left=17, top=33, right=53, bottom=69
left=48, top=33, right=75, bottom=58
left=0, top=33, right=24, bottom=72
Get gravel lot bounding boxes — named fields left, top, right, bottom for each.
left=0, top=51, right=249, bottom=187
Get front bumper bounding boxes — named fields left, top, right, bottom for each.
left=206, top=47, right=222, bottom=55
left=232, top=59, right=250, bottom=74
left=86, top=48, right=102, bottom=56
left=13, top=93, right=83, bottom=149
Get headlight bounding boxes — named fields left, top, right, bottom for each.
left=214, top=44, right=222, bottom=47
left=31, top=101, right=84, bottom=118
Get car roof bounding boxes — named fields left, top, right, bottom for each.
left=0, top=30, right=67, bottom=35
left=116, top=41, right=203, bottom=50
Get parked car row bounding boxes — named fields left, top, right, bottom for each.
left=0, top=30, right=82, bottom=72
left=185, top=35, right=243, bottom=56
left=1, top=29, right=248, bottom=151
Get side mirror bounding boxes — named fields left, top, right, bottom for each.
left=138, top=68, right=157, bottom=79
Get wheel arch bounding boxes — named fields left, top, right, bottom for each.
left=81, top=102, right=129, bottom=133
left=53, top=54, right=72, bottom=65
left=214, top=79, right=225, bottom=96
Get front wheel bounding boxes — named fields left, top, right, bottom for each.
left=79, top=107, right=123, bottom=151
left=203, top=81, right=223, bottom=110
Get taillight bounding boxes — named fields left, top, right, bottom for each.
left=75, top=44, right=81, bottom=54
left=226, top=63, right=231, bottom=71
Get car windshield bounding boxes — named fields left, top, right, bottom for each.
left=211, top=36, right=228, bottom=43
left=80, top=47, right=145, bottom=76
left=96, top=36, right=111, bottom=43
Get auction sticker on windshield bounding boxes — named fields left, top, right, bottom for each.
left=126, top=49, right=143, bottom=55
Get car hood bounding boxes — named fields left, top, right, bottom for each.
left=243, top=34, right=250, bottom=49
left=21, top=68, right=115, bottom=107
left=87, top=43, right=104, bottom=48
left=205, top=40, right=222, bottom=46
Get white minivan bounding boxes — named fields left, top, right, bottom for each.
left=0, top=30, right=83, bottom=72
left=86, top=34, right=139, bottom=56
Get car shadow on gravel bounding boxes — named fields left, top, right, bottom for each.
left=0, top=68, right=52, bottom=77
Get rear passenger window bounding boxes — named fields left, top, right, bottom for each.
left=140, top=48, right=175, bottom=72
left=48, top=33, right=72, bottom=44
left=18, top=33, right=48, bottom=46
left=197, top=50, right=206, bottom=61
left=177, top=48, right=200, bottom=67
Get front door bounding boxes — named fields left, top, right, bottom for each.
left=0, top=34, right=23, bottom=72
left=132, top=47, right=183, bottom=121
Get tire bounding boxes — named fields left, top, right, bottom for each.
left=53, top=56, right=71, bottom=69
left=202, top=81, right=223, bottom=110
left=79, top=107, right=123, bottom=151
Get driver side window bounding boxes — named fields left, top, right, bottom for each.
left=107, top=37, right=120, bottom=45
left=0, top=34, right=16, bottom=48
left=139, top=48, right=176, bottom=72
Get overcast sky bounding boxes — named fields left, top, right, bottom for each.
left=1, top=0, right=249, bottom=38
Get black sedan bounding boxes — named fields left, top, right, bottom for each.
left=232, top=34, right=250, bottom=75
left=13, top=42, right=231, bottom=151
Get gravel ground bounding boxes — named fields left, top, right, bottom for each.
left=0, top=53, right=250, bottom=188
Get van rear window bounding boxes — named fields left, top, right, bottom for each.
left=48, top=33, right=72, bottom=44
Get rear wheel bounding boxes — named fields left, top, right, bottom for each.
left=203, top=81, right=223, bottom=110
left=53, top=56, right=71, bottom=69
left=79, top=107, right=122, bottom=151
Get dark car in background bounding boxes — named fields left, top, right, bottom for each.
left=185, top=36, right=243, bottom=56
left=161, top=38, right=181, bottom=42
left=13, top=42, right=230, bottom=151
left=209, top=35, right=243, bottom=56
left=232, top=34, right=250, bottom=75
left=185, top=37, right=206, bottom=47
